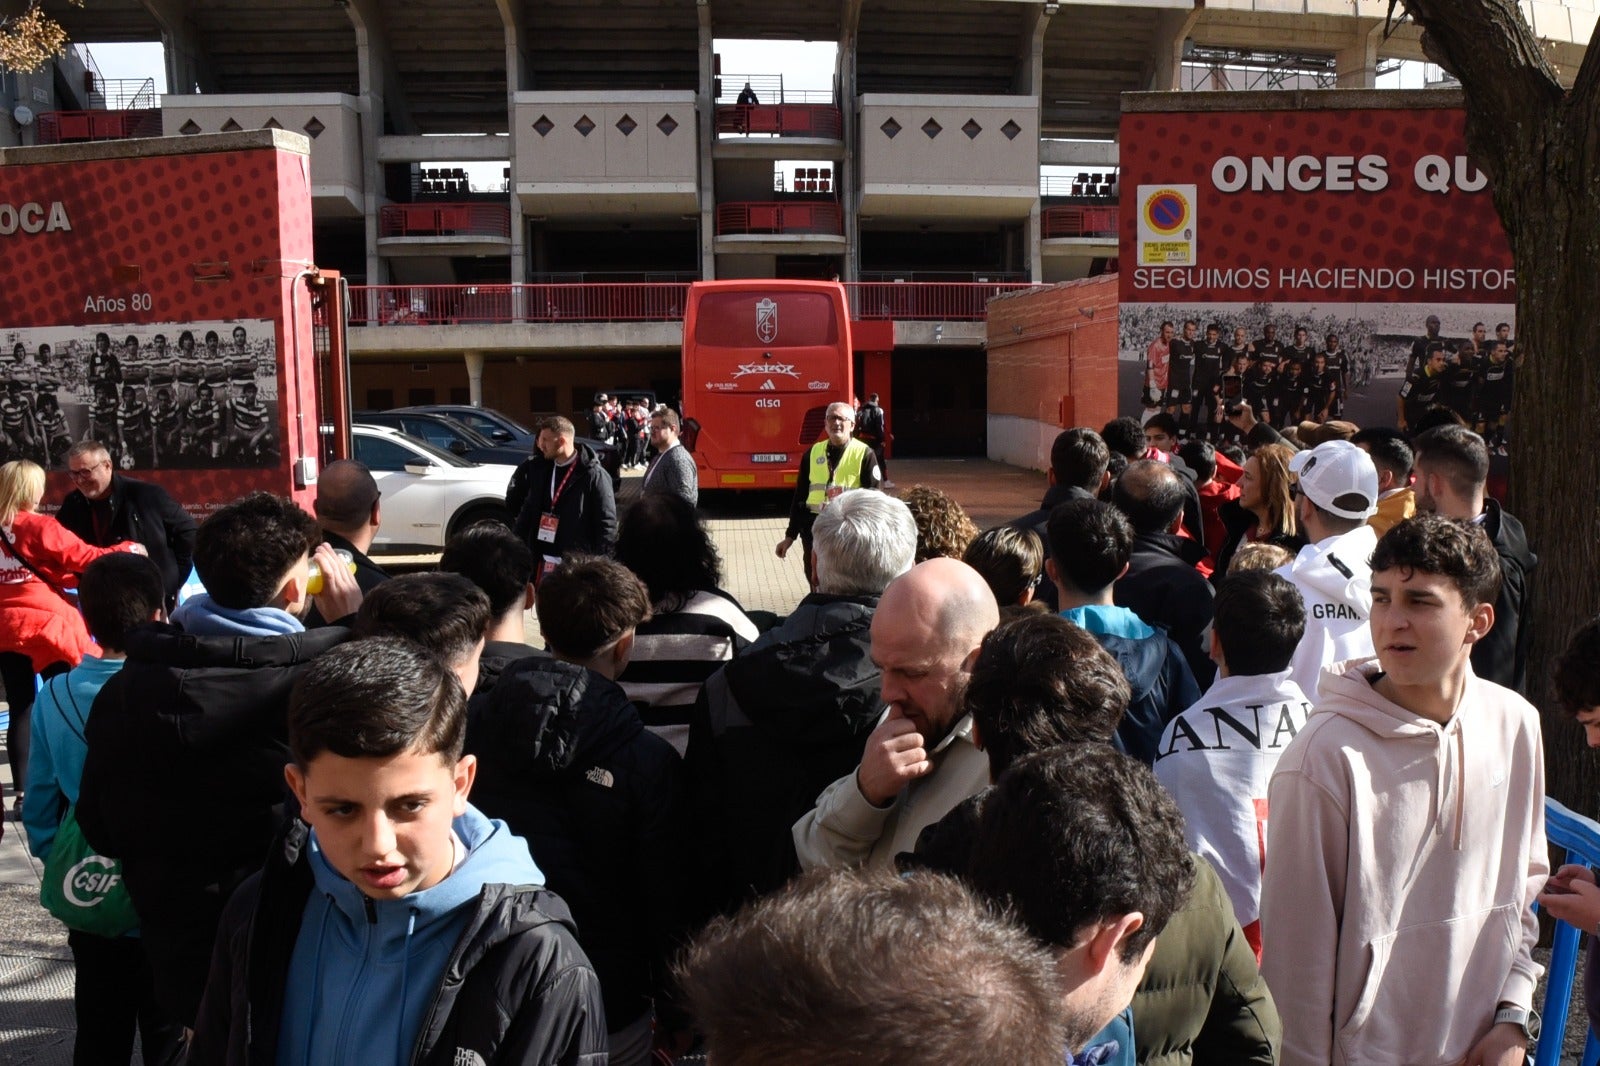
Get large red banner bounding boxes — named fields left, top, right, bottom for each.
left=1, top=135, right=319, bottom=515
left=1116, top=98, right=1517, bottom=443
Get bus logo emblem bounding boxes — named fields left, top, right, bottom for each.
left=760, top=379, right=776, bottom=390
left=755, top=298, right=778, bottom=343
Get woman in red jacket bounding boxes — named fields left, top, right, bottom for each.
left=0, top=459, right=143, bottom=806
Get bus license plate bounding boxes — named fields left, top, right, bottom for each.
left=752, top=453, right=789, bottom=463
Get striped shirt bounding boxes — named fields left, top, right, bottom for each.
left=619, top=588, right=759, bottom=755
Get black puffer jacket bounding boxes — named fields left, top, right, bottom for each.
left=684, top=593, right=882, bottom=916
left=189, top=820, right=607, bottom=1066
left=1473, top=498, right=1536, bottom=693
left=466, top=657, right=685, bottom=1031
left=76, top=621, right=352, bottom=1024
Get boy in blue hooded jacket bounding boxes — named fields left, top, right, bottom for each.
left=189, top=638, right=608, bottom=1066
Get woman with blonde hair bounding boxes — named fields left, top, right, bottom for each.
left=1213, top=443, right=1305, bottom=578
left=0, top=460, right=144, bottom=805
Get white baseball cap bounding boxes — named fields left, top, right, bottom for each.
left=1289, top=439, right=1379, bottom=520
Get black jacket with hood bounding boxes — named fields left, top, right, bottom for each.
left=1473, top=498, right=1537, bottom=693
left=465, top=657, right=685, bottom=1031
left=684, top=592, right=882, bottom=916
left=189, top=819, right=608, bottom=1066
left=76, top=620, right=353, bottom=1024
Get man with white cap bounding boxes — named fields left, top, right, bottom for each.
left=1273, top=439, right=1380, bottom=700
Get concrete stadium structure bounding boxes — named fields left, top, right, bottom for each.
left=4, top=0, right=1595, bottom=455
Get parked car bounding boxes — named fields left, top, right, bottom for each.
left=385, top=404, right=623, bottom=490
left=355, top=410, right=528, bottom=465
left=349, top=425, right=519, bottom=554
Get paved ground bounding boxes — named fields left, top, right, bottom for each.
left=0, top=456, right=1046, bottom=1063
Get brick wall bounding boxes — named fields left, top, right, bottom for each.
left=986, top=275, right=1119, bottom=471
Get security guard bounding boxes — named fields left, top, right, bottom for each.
left=776, top=400, right=882, bottom=583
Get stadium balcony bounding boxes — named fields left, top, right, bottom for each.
left=715, top=201, right=844, bottom=237
left=347, top=280, right=1043, bottom=328
left=714, top=104, right=843, bottom=140
left=36, top=109, right=163, bottom=144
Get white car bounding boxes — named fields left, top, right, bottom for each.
left=350, top=424, right=519, bottom=553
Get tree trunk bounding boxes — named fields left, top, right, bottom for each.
left=1399, top=0, right=1600, bottom=812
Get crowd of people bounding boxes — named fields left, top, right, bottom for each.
left=0, top=378, right=1594, bottom=1066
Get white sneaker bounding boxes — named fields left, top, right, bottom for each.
left=882, top=479, right=898, bottom=491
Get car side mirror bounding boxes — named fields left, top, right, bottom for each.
left=448, top=439, right=470, bottom=455
left=489, top=428, right=512, bottom=443
left=404, top=460, right=433, bottom=475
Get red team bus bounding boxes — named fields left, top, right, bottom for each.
left=681, top=280, right=855, bottom=490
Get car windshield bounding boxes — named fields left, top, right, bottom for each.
left=458, top=409, right=531, bottom=436
left=356, top=427, right=476, bottom=467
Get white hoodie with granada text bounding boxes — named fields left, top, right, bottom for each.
left=1274, top=523, right=1377, bottom=701
left=1259, top=657, right=1546, bottom=1066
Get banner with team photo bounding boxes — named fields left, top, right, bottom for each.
left=1, top=319, right=280, bottom=472
left=1117, top=96, right=1518, bottom=447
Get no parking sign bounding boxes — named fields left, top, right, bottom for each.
left=1137, top=184, right=1197, bottom=266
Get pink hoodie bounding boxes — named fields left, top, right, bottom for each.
left=1259, top=657, right=1546, bottom=1066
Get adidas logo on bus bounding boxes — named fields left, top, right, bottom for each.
left=760, top=380, right=775, bottom=390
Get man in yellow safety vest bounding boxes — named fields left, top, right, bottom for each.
left=776, top=401, right=883, bottom=583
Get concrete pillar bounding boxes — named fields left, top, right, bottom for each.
left=497, top=0, right=528, bottom=310
left=1147, top=8, right=1202, bottom=92
left=839, top=0, right=862, bottom=281
left=1336, top=21, right=1384, bottom=89
left=344, top=0, right=415, bottom=287
left=697, top=0, right=716, bottom=280
left=1018, top=7, right=1049, bottom=285
left=464, top=350, right=486, bottom=406
left=140, top=0, right=217, bottom=94
left=1027, top=202, right=1043, bottom=282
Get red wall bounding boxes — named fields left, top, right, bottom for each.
left=1, top=133, right=318, bottom=515
left=987, top=276, right=1120, bottom=435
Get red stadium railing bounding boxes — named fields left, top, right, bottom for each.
left=1041, top=205, right=1119, bottom=239
left=36, top=109, right=162, bottom=144
left=714, top=104, right=843, bottom=139
left=715, top=201, right=844, bottom=236
left=378, top=203, right=512, bottom=239
left=348, top=283, right=691, bottom=325
left=349, top=281, right=1047, bottom=326
left=846, top=282, right=1042, bottom=321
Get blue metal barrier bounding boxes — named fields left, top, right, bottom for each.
left=1535, top=798, right=1600, bottom=1066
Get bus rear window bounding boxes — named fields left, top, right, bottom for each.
left=694, top=291, right=840, bottom=347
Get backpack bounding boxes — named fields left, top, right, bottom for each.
left=857, top=403, right=884, bottom=440
left=36, top=677, right=139, bottom=937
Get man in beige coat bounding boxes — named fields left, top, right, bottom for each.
left=792, top=557, right=997, bottom=870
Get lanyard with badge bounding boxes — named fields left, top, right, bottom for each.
left=537, top=462, right=578, bottom=583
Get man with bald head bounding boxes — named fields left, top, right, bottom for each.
left=306, top=459, right=390, bottom=626
left=793, top=557, right=998, bottom=871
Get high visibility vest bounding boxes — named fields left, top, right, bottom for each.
left=805, top=438, right=870, bottom=513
